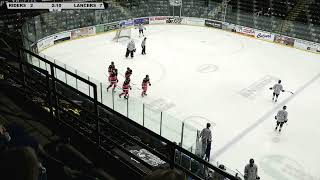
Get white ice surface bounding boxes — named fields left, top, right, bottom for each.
left=41, top=25, right=320, bottom=180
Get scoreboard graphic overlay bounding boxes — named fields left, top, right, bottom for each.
left=6, top=1, right=107, bottom=11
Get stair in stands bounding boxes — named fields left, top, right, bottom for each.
left=280, top=0, right=314, bottom=34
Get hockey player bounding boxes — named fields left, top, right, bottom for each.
left=141, top=75, right=151, bottom=97
left=119, top=78, right=132, bottom=99
left=108, top=62, right=115, bottom=75
left=275, top=106, right=288, bottom=132
left=108, top=61, right=115, bottom=82
left=269, top=80, right=285, bottom=102
left=125, top=67, right=132, bottom=79
left=107, top=68, right=118, bottom=92
left=125, top=40, right=136, bottom=58
left=138, top=23, right=146, bottom=37
left=141, top=37, right=147, bottom=55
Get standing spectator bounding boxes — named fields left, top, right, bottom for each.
left=244, top=159, right=260, bottom=180
left=204, top=140, right=211, bottom=162
left=141, top=37, right=147, bottom=55
left=200, top=123, right=212, bottom=159
left=125, top=40, right=136, bottom=58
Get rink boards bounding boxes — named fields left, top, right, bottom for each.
left=34, top=16, right=320, bottom=55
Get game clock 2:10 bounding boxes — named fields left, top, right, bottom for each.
left=51, top=3, right=62, bottom=8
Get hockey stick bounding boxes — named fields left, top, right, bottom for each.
left=116, top=73, right=144, bottom=90
left=104, top=73, right=142, bottom=91
left=118, top=73, right=137, bottom=85
left=104, top=73, right=124, bottom=84
left=269, top=87, right=294, bottom=94
left=284, top=90, right=294, bottom=94
left=104, top=73, right=110, bottom=79
left=236, top=169, right=244, bottom=177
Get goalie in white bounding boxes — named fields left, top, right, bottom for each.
left=125, top=40, right=136, bottom=58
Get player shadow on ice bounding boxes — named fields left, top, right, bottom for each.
left=271, top=136, right=281, bottom=143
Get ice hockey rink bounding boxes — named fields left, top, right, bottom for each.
left=41, top=24, right=320, bottom=180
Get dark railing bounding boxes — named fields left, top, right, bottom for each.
left=0, top=43, right=241, bottom=180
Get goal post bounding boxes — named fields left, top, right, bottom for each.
left=113, top=26, right=131, bottom=42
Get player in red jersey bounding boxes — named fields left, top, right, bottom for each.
left=125, top=67, right=132, bottom=79
left=108, top=62, right=115, bottom=75
left=141, top=75, right=151, bottom=97
left=107, top=68, right=118, bottom=92
left=119, top=78, right=132, bottom=99
left=108, top=62, right=115, bottom=82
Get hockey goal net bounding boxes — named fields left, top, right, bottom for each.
left=113, top=27, right=131, bottom=42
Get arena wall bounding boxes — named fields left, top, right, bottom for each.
left=35, top=16, right=320, bottom=54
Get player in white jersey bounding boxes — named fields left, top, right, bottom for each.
left=125, top=40, right=136, bottom=58
left=275, top=106, right=288, bottom=132
left=138, top=23, right=146, bottom=37
left=269, top=80, right=285, bottom=102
